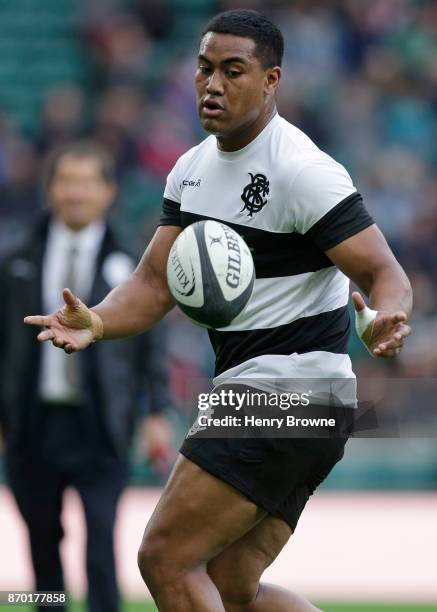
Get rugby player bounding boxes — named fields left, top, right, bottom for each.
left=25, top=10, right=412, bottom=611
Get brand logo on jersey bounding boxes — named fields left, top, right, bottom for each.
left=182, top=178, right=201, bottom=187
left=240, top=173, right=269, bottom=217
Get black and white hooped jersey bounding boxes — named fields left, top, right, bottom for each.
left=159, top=114, right=373, bottom=379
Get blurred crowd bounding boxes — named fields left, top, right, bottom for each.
left=0, top=0, right=436, bottom=383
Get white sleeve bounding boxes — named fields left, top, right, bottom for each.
left=163, top=145, right=200, bottom=204
left=291, top=155, right=357, bottom=234
left=163, top=158, right=183, bottom=204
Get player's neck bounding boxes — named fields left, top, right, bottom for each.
left=216, top=105, right=277, bottom=153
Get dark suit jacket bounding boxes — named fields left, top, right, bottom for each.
left=0, top=216, right=170, bottom=458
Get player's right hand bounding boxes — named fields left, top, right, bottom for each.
left=24, top=288, right=104, bottom=353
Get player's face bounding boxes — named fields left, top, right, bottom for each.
left=48, top=155, right=116, bottom=231
left=196, top=33, right=280, bottom=151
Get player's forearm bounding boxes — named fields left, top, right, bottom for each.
left=363, top=262, right=413, bottom=317
left=91, top=226, right=180, bottom=340
left=91, top=272, right=174, bottom=340
left=327, top=226, right=413, bottom=318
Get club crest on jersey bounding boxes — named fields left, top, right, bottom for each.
left=240, top=173, right=270, bottom=217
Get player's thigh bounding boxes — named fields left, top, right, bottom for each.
left=139, top=454, right=267, bottom=570
left=207, top=514, right=292, bottom=599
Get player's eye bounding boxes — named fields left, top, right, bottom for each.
left=198, top=65, right=212, bottom=75
left=226, top=70, right=241, bottom=78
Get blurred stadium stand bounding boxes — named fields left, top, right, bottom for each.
left=1, top=0, right=436, bottom=488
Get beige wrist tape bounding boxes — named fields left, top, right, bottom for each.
left=90, top=311, right=104, bottom=341
left=355, top=306, right=378, bottom=356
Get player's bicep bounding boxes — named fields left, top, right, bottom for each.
left=134, top=225, right=182, bottom=293
left=134, top=194, right=182, bottom=291
left=300, top=185, right=380, bottom=292
left=325, top=224, right=400, bottom=294
left=304, top=192, right=374, bottom=250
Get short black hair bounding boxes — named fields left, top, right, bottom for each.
left=201, top=9, right=284, bottom=69
left=44, top=140, right=116, bottom=188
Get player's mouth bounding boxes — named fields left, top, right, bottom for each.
left=201, top=98, right=225, bottom=118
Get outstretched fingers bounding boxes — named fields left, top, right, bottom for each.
left=35, top=328, right=68, bottom=348
left=52, top=337, right=66, bottom=349
left=37, top=329, right=56, bottom=342
left=373, top=347, right=402, bottom=358
left=63, top=287, right=80, bottom=307
left=24, top=315, right=51, bottom=327
left=388, top=311, right=407, bottom=325
left=24, top=314, right=62, bottom=344
left=373, top=323, right=411, bottom=356
left=397, top=324, right=411, bottom=340
left=24, top=291, right=87, bottom=352
left=351, top=291, right=366, bottom=312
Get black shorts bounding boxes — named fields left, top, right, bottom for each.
left=180, top=435, right=347, bottom=532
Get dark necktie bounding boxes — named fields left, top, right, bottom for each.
left=63, top=242, right=82, bottom=399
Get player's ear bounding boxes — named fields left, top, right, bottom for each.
left=264, top=66, right=281, bottom=96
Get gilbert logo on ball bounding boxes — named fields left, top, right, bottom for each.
left=167, top=220, right=255, bottom=328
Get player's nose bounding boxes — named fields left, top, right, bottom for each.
left=206, top=70, right=225, bottom=95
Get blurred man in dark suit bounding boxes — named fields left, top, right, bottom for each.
left=0, top=141, right=172, bottom=612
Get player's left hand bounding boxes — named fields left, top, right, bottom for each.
left=352, top=292, right=411, bottom=358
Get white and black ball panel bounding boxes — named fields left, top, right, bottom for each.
left=166, top=220, right=255, bottom=328
left=166, top=225, right=204, bottom=308
left=203, top=220, right=254, bottom=301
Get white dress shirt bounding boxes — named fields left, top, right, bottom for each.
left=39, top=219, right=105, bottom=403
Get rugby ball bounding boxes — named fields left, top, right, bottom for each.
left=167, top=220, right=255, bottom=328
